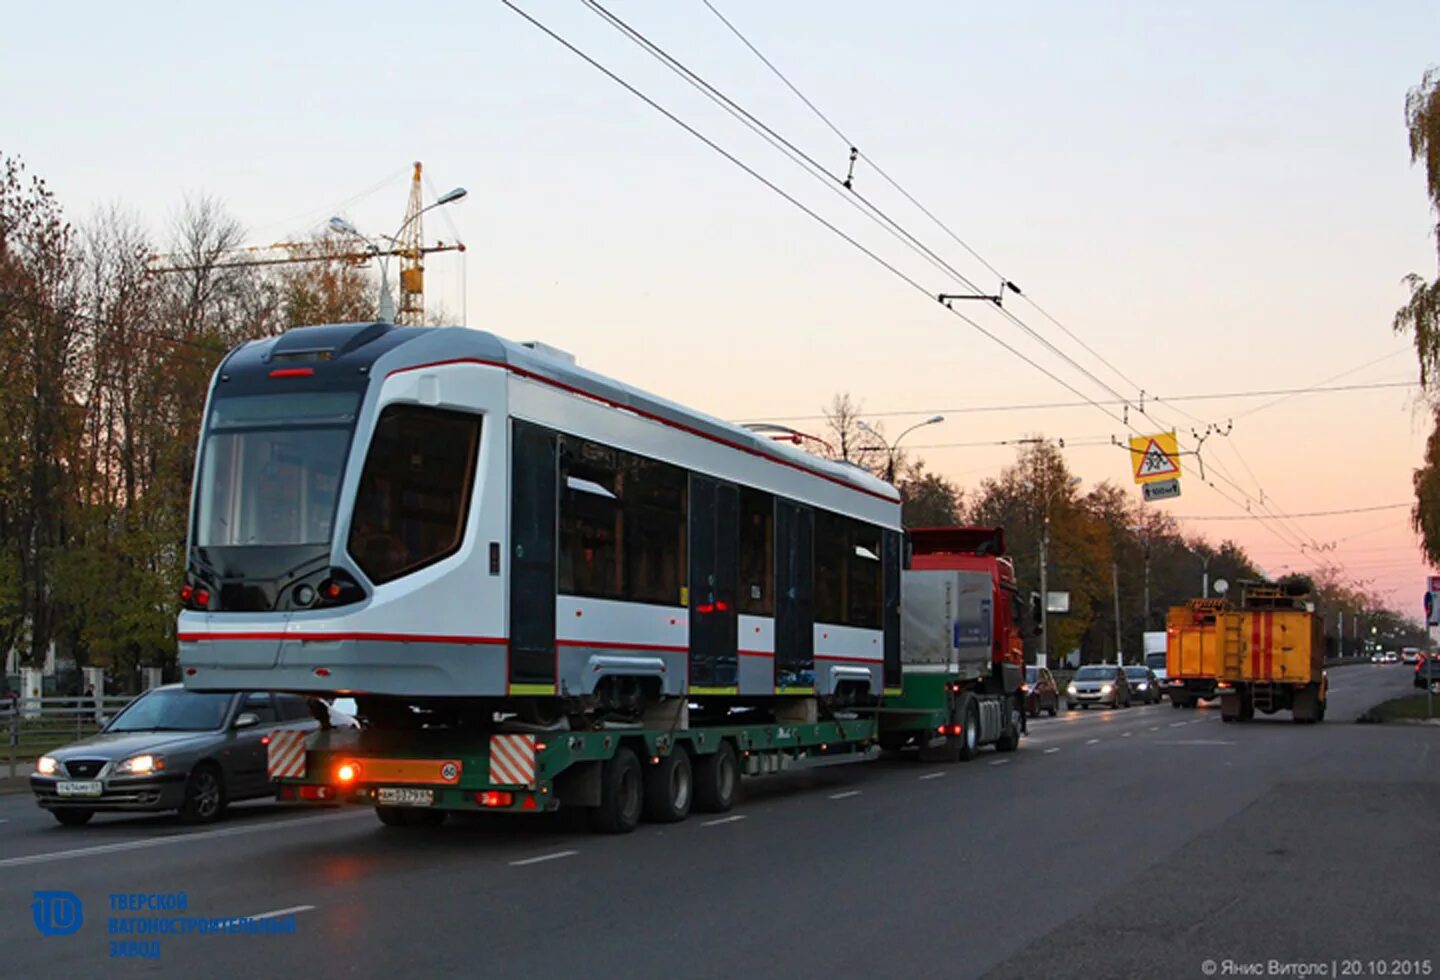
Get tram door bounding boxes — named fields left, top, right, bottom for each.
left=688, top=476, right=738, bottom=690
left=509, top=421, right=557, bottom=693
left=774, top=500, right=815, bottom=689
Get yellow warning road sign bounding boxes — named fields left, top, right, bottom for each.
left=1129, top=432, right=1181, bottom=484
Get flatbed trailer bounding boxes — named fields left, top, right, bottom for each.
left=276, top=711, right=900, bottom=832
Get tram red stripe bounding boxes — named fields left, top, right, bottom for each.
left=177, top=632, right=507, bottom=645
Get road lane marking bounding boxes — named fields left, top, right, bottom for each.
left=989, top=759, right=1010, bottom=766
left=919, top=772, right=946, bottom=781
left=509, top=850, right=578, bottom=867
left=251, top=905, right=315, bottom=920
left=1121, top=732, right=1133, bottom=737
left=1043, top=747, right=1061, bottom=754
left=1155, top=740, right=1235, bottom=746
left=1086, top=738, right=1100, bottom=745
left=828, top=790, right=861, bottom=800
left=1149, top=726, right=1160, bottom=731
left=1170, top=722, right=1188, bottom=727
left=0, top=809, right=370, bottom=869
left=1191, top=719, right=1205, bottom=724
left=701, top=815, right=747, bottom=827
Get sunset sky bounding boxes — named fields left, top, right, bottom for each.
left=5, top=1, right=1437, bottom=613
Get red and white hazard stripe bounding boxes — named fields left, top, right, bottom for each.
left=267, top=729, right=310, bottom=780
left=489, top=734, right=536, bottom=787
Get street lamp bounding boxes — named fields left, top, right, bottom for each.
left=328, top=185, right=467, bottom=323
left=857, top=415, right=943, bottom=483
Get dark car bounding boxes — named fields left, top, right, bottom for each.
left=30, top=685, right=350, bottom=826
left=1123, top=665, right=1161, bottom=705
left=1415, top=657, right=1440, bottom=690
left=1067, top=664, right=1132, bottom=709
left=1023, top=666, right=1060, bottom=717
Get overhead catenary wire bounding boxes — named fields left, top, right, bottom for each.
left=736, top=379, right=1418, bottom=424
left=507, top=3, right=1342, bottom=571
left=1166, top=503, right=1410, bottom=521
left=693, top=0, right=1360, bottom=563
left=582, top=0, right=1143, bottom=416
left=501, top=1, right=1137, bottom=435
left=700, top=0, right=1180, bottom=420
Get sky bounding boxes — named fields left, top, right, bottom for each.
left=3, top=0, right=1438, bottom=614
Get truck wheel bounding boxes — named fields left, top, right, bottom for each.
left=995, top=701, right=1022, bottom=752
left=694, top=741, right=738, bottom=813
left=375, top=806, right=410, bottom=827
left=956, top=697, right=981, bottom=761
left=642, top=748, right=693, bottom=823
left=590, top=747, right=643, bottom=834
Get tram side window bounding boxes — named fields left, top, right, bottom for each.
left=738, top=488, right=774, bottom=616
left=348, top=405, right=481, bottom=584
left=558, top=438, right=687, bottom=605
left=847, top=521, right=882, bottom=629
left=622, top=453, right=686, bottom=604
left=813, top=512, right=883, bottom=629
left=558, top=439, right=624, bottom=600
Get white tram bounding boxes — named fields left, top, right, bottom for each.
left=179, top=322, right=903, bottom=712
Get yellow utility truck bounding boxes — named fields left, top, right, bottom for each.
left=1165, top=599, right=1226, bottom=708
left=1215, top=582, right=1327, bottom=723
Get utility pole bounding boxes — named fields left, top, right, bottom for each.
left=1337, top=609, right=1344, bottom=658
left=1112, top=560, right=1123, bottom=664
left=1038, top=525, right=1049, bottom=668
left=1142, top=540, right=1151, bottom=632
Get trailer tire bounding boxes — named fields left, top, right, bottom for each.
left=642, top=747, right=693, bottom=823
left=590, top=747, right=644, bottom=834
left=694, top=741, right=739, bottom=813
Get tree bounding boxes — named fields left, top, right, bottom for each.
left=1396, top=68, right=1440, bottom=562
left=896, top=459, right=962, bottom=527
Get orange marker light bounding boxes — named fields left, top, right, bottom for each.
left=336, top=762, right=359, bottom=783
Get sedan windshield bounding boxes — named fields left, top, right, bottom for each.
left=1075, top=666, right=1112, bottom=680
left=1025, top=667, right=1039, bottom=682
left=1125, top=668, right=1149, bottom=680
left=106, top=689, right=233, bottom=732
left=196, top=392, right=359, bottom=547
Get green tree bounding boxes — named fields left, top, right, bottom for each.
left=1395, top=68, right=1440, bottom=562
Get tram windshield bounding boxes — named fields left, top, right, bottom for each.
left=195, top=392, right=360, bottom=548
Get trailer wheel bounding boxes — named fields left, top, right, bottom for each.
left=694, top=741, right=739, bottom=813
left=590, top=747, right=644, bottom=834
left=642, top=748, right=693, bottom=823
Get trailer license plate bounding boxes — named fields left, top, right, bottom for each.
left=377, top=787, right=433, bottom=806
left=57, top=780, right=102, bottom=797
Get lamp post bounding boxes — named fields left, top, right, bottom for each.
left=857, top=415, right=943, bottom=483
left=329, top=185, right=467, bottom=323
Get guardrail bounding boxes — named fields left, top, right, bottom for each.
left=2, top=695, right=135, bottom=778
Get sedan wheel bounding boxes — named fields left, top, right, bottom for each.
left=179, top=765, right=227, bottom=824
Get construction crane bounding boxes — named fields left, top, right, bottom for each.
left=149, top=162, right=466, bottom=326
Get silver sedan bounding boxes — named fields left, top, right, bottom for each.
left=29, top=685, right=348, bottom=826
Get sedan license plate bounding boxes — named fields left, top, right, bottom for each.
left=56, top=780, right=102, bottom=797
left=377, top=787, right=434, bottom=807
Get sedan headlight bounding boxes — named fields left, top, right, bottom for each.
left=36, top=755, right=58, bottom=775
left=1136, top=682, right=1149, bottom=690
left=1067, top=683, right=1077, bottom=694
left=115, top=754, right=165, bottom=775
left=1100, top=684, right=1113, bottom=694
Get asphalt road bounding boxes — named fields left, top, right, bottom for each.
left=1, top=665, right=1434, bottom=979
